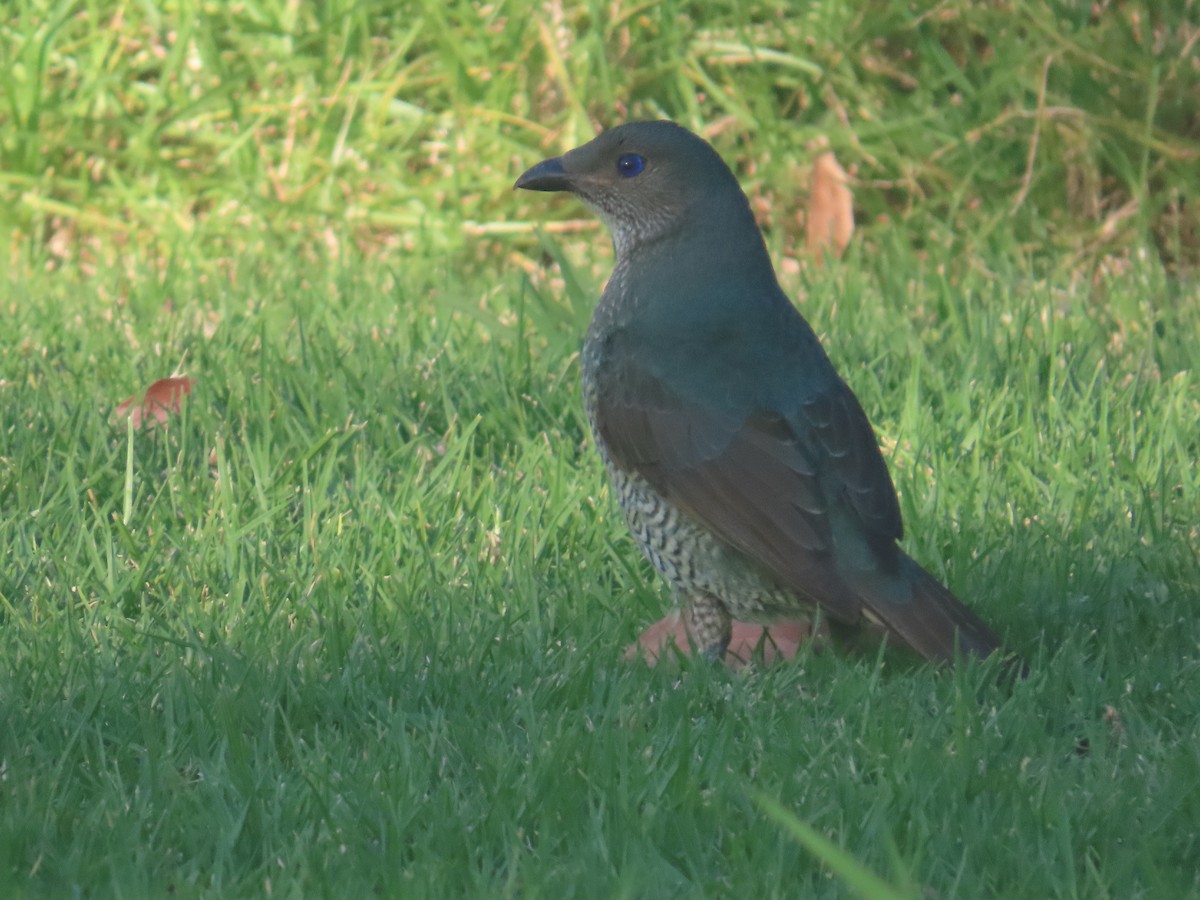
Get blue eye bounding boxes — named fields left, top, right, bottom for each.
left=616, top=153, right=645, bottom=177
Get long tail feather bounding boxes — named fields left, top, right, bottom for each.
left=869, top=554, right=1003, bottom=664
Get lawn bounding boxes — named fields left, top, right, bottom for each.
left=1, top=1, right=1198, bottom=897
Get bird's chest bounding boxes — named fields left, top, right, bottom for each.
left=579, top=360, right=785, bottom=620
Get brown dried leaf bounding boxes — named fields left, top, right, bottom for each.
left=805, top=151, right=855, bottom=263
left=116, top=376, right=195, bottom=430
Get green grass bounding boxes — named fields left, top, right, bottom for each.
left=3, top=246, right=1198, bottom=898
left=3, top=0, right=1198, bottom=276
left=2, top=1, right=1200, bottom=897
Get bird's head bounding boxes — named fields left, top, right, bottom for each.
left=515, top=121, right=751, bottom=260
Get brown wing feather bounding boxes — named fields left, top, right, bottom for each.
left=595, top=362, right=1001, bottom=662
left=597, top=378, right=887, bottom=625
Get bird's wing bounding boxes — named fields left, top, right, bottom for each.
left=593, top=353, right=903, bottom=626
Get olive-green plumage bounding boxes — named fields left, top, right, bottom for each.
left=516, top=121, right=1003, bottom=664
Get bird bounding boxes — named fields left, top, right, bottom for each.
left=515, top=120, right=1005, bottom=667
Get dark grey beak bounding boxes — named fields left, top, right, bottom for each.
left=514, top=156, right=571, bottom=192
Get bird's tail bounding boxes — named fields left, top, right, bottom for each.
left=862, top=553, right=1005, bottom=666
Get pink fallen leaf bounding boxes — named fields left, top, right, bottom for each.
left=805, top=151, right=855, bottom=263
left=115, top=376, right=195, bottom=430
left=625, top=612, right=822, bottom=669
